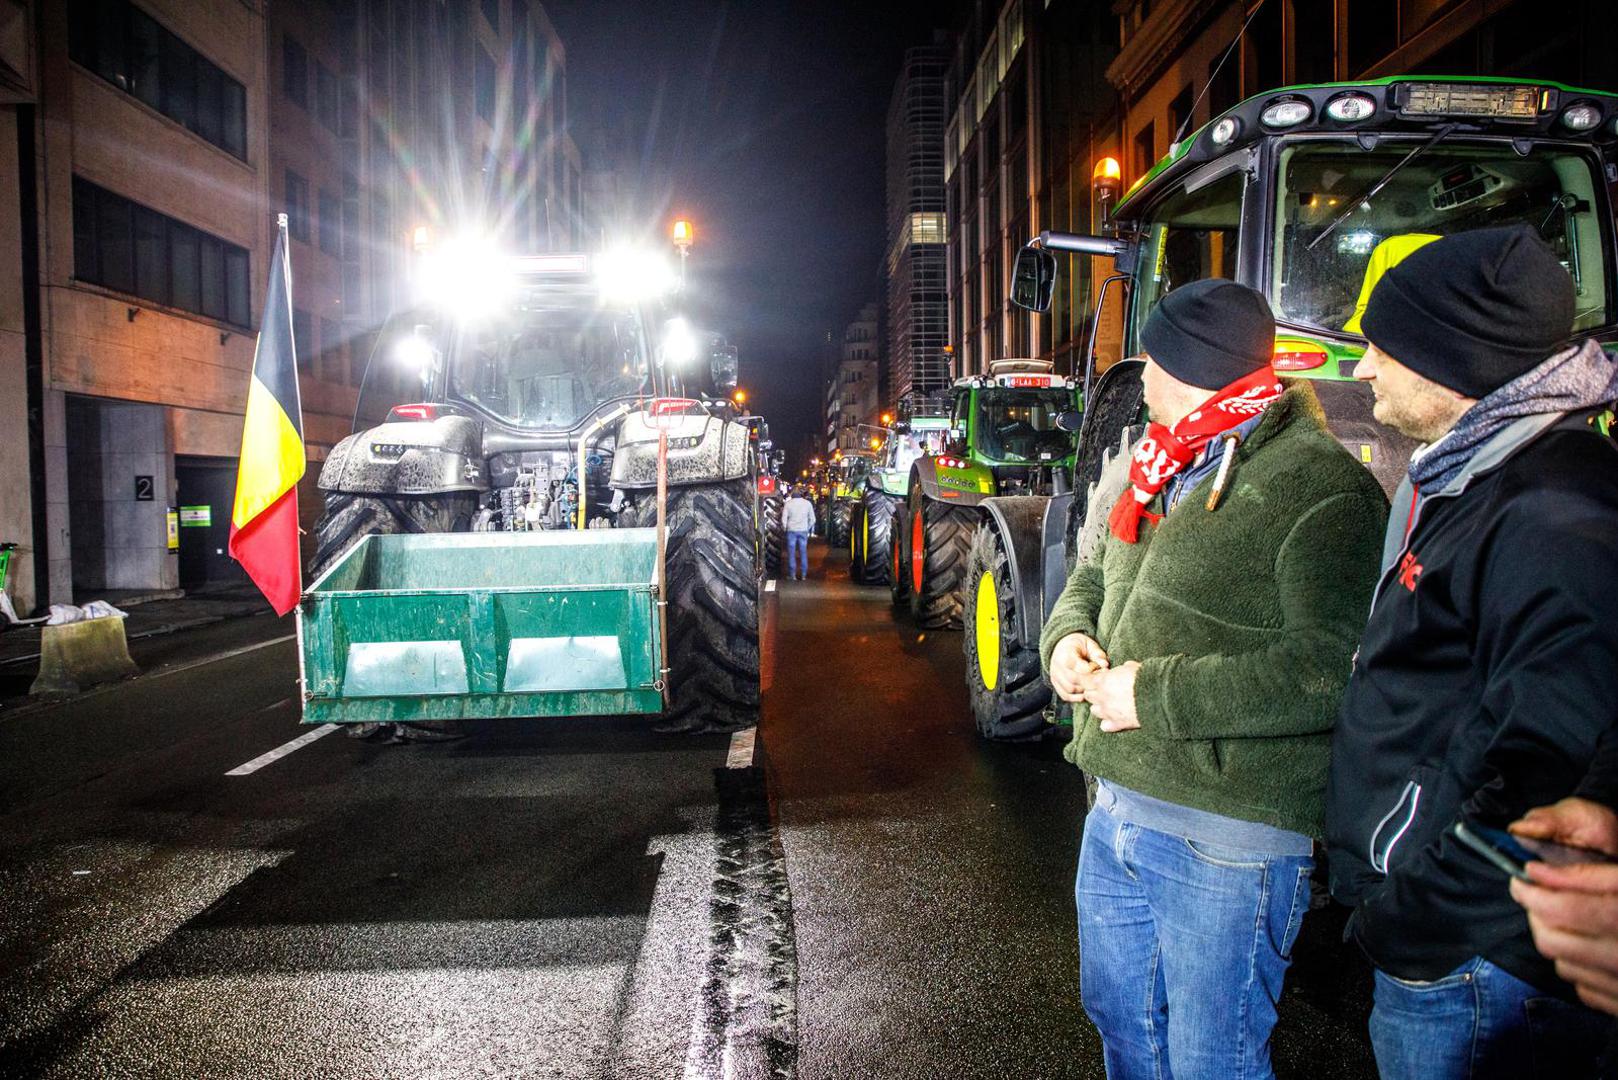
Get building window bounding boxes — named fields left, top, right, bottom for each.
left=315, top=60, right=339, bottom=132
left=317, top=189, right=340, bottom=255
left=69, top=0, right=248, bottom=160
left=283, top=34, right=307, bottom=108
left=1292, top=0, right=1336, bottom=83
left=482, top=0, right=500, bottom=33
left=1347, top=0, right=1398, bottom=76
left=285, top=170, right=310, bottom=242
left=475, top=45, right=496, bottom=123
left=320, top=315, right=343, bottom=381
left=293, top=308, right=313, bottom=371
left=1168, top=85, right=1194, bottom=141
left=1133, top=121, right=1156, bottom=180
left=72, top=176, right=250, bottom=327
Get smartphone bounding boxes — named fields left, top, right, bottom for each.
left=1453, top=820, right=1618, bottom=882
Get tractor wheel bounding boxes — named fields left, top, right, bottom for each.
left=889, top=504, right=911, bottom=607
left=827, top=500, right=852, bottom=551
left=907, top=496, right=975, bottom=629
left=847, top=503, right=866, bottom=582
left=963, top=521, right=1050, bottom=741
left=762, top=494, right=784, bottom=579
left=858, top=490, right=896, bottom=586
left=308, top=490, right=478, bottom=741
left=624, top=477, right=760, bottom=734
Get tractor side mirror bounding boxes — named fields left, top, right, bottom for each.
left=1011, top=245, right=1057, bottom=313
left=709, top=346, right=738, bottom=392
left=1055, top=409, right=1083, bottom=433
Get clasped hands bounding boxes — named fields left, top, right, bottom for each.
left=1048, top=632, right=1140, bottom=732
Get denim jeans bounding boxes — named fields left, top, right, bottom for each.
left=1077, top=799, right=1314, bottom=1080
left=786, top=531, right=809, bottom=579
left=1370, top=955, right=1611, bottom=1079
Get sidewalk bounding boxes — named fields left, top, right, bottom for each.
left=0, top=586, right=279, bottom=696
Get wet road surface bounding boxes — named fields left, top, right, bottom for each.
left=0, top=539, right=1377, bottom=1078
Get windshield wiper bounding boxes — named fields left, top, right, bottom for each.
left=1308, top=123, right=1459, bottom=252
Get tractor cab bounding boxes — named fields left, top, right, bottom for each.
left=1014, top=75, right=1618, bottom=495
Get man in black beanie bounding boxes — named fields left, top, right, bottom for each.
left=1326, top=225, right=1618, bottom=1078
left=1041, top=278, right=1388, bottom=1079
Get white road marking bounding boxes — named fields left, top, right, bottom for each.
left=765, top=579, right=776, bottom=592
left=725, top=726, right=756, bottom=769
left=151, top=633, right=297, bottom=682
left=226, top=721, right=337, bottom=776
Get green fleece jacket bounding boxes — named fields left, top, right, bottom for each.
left=1039, top=382, right=1388, bottom=837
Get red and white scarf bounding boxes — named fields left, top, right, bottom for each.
left=1108, top=369, right=1284, bottom=543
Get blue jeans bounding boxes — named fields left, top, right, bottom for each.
left=1077, top=800, right=1313, bottom=1080
left=786, top=531, right=809, bottom=579
left=1370, top=955, right=1610, bottom=1079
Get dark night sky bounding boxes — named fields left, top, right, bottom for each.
left=545, top=0, right=950, bottom=466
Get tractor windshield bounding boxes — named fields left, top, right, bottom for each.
left=449, top=288, right=650, bottom=428
left=1129, top=165, right=1247, bottom=351
left=977, top=388, right=1075, bottom=462
left=1273, top=141, right=1613, bottom=335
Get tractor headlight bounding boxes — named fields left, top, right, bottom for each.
left=1561, top=102, right=1602, bottom=132
left=393, top=335, right=435, bottom=373
left=596, top=249, right=678, bottom=305
left=1261, top=99, right=1313, bottom=129
left=1210, top=116, right=1240, bottom=146
left=412, top=234, right=515, bottom=320
left=661, top=317, right=699, bottom=367
left=1325, top=92, right=1377, bottom=122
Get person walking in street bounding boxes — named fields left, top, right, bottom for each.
left=1324, top=225, right=1618, bottom=1079
left=781, top=485, right=815, bottom=581
left=1040, top=279, right=1389, bottom=1080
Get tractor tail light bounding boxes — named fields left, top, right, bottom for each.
left=389, top=403, right=439, bottom=421
left=1273, top=343, right=1329, bottom=372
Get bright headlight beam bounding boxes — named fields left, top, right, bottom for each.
left=412, top=234, right=516, bottom=320
left=596, top=249, right=678, bottom=305
left=661, top=317, right=699, bottom=367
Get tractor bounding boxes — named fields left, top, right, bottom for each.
left=965, top=75, right=1618, bottom=741
left=891, top=360, right=1083, bottom=629
left=845, top=409, right=950, bottom=587
left=303, top=240, right=762, bottom=740
left=754, top=436, right=786, bottom=580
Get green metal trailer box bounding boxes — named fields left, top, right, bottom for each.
left=298, top=529, right=664, bottom=724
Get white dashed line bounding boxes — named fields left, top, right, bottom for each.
left=725, top=726, right=757, bottom=769
left=226, top=721, right=337, bottom=776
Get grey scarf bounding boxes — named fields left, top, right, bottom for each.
left=1409, top=338, right=1618, bottom=491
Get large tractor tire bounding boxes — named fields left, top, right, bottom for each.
left=307, top=490, right=478, bottom=741
left=1065, top=360, right=1146, bottom=573
left=761, top=494, right=784, bottom=579
left=857, top=490, right=896, bottom=586
left=963, top=519, right=1050, bottom=741
left=907, top=496, right=975, bottom=629
left=624, top=477, right=761, bottom=734
left=889, top=504, right=911, bottom=607
left=827, top=499, right=853, bottom=551
left=847, top=502, right=867, bottom=582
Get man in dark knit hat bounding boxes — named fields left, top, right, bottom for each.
left=1041, top=278, right=1388, bottom=1079
left=1326, top=225, right=1618, bottom=1078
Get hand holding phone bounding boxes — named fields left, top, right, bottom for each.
left=1454, top=820, right=1618, bottom=882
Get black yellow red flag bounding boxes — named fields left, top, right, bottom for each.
left=229, top=216, right=305, bottom=615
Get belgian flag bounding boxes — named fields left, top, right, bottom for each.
left=229, top=216, right=305, bottom=615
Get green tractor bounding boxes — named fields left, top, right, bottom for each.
left=847, top=411, right=951, bottom=586
left=964, top=75, right=1618, bottom=740
left=754, top=439, right=786, bottom=580
left=892, top=360, right=1083, bottom=628
left=822, top=453, right=870, bottom=551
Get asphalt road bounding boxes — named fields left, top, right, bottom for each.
left=0, top=540, right=1377, bottom=1078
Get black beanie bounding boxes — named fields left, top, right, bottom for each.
left=1140, top=278, right=1276, bottom=390
left=1360, top=225, right=1575, bottom=399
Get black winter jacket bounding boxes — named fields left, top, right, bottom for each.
left=1325, top=408, right=1618, bottom=992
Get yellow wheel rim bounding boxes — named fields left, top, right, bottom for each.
left=862, top=511, right=871, bottom=565
left=850, top=513, right=858, bottom=560
left=975, top=570, right=1000, bottom=691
